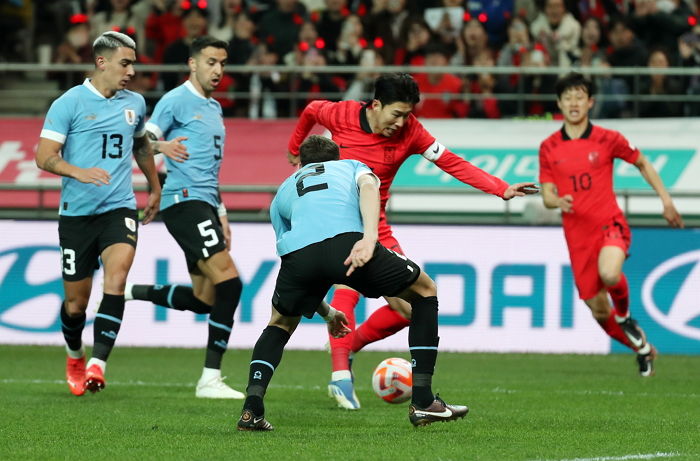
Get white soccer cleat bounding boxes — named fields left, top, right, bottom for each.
left=195, top=376, right=245, bottom=399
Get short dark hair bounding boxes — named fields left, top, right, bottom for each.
left=555, top=72, right=596, bottom=99
left=190, top=36, right=228, bottom=58
left=373, top=73, right=420, bottom=106
left=299, top=135, right=339, bottom=165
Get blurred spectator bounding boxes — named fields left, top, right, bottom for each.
left=573, top=0, right=625, bottom=23
left=52, top=14, right=93, bottom=88
left=678, top=29, right=700, bottom=115
left=343, top=47, right=384, bottom=101
left=413, top=43, right=467, bottom=118
left=363, top=0, right=410, bottom=59
left=465, top=0, right=515, bottom=49
left=247, top=42, right=284, bottom=118
left=90, top=0, right=147, bottom=55
left=145, top=0, right=184, bottom=63
left=394, top=16, right=434, bottom=65
left=630, top=0, right=693, bottom=62
left=515, top=0, right=539, bottom=22
left=607, top=16, right=648, bottom=94
left=638, top=47, right=684, bottom=117
left=162, top=5, right=209, bottom=90
left=574, top=16, right=607, bottom=67
left=530, top=0, right=581, bottom=67
left=331, top=13, right=364, bottom=65
left=257, top=0, right=308, bottom=57
left=423, top=3, right=463, bottom=53
left=226, top=11, right=258, bottom=116
left=313, top=0, right=350, bottom=52
left=454, top=18, right=493, bottom=66
left=466, top=50, right=503, bottom=118
left=210, top=0, right=247, bottom=40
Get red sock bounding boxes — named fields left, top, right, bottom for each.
left=607, top=273, right=629, bottom=318
left=351, top=305, right=410, bottom=352
left=599, top=312, right=634, bottom=350
left=329, top=289, right=359, bottom=372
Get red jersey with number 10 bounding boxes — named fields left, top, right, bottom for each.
left=538, top=123, right=640, bottom=235
left=288, top=100, right=509, bottom=213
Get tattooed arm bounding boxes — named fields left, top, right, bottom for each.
left=35, top=137, right=111, bottom=185
left=133, top=135, right=161, bottom=224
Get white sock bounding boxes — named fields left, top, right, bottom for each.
left=637, top=344, right=651, bottom=355
left=86, top=358, right=107, bottom=373
left=65, top=344, right=85, bottom=359
left=199, top=367, right=221, bottom=383
left=332, top=370, right=352, bottom=381
left=614, top=313, right=630, bottom=323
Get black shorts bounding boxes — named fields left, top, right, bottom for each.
left=272, top=232, right=421, bottom=318
left=58, top=207, right=138, bottom=281
left=161, top=200, right=227, bottom=273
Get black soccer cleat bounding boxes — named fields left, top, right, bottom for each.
left=617, top=317, right=649, bottom=351
left=637, top=345, right=657, bottom=377
left=408, top=394, right=469, bottom=427
left=237, top=409, right=274, bottom=432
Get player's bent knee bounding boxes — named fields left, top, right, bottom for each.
left=410, top=272, right=437, bottom=298
left=65, top=298, right=89, bottom=315
left=599, top=271, right=620, bottom=287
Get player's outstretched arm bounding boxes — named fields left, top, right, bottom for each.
left=317, top=301, right=351, bottom=338
left=502, top=182, right=540, bottom=200
left=153, top=135, right=189, bottom=163
left=344, top=173, right=380, bottom=276
left=36, top=138, right=111, bottom=185
left=134, top=135, right=161, bottom=225
left=634, top=153, right=684, bottom=228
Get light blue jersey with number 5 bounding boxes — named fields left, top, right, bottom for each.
left=40, top=79, right=146, bottom=216
left=146, top=80, right=225, bottom=211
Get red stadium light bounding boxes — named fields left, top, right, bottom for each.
left=357, top=4, right=367, bottom=16
left=298, top=41, right=310, bottom=52
left=373, top=37, right=384, bottom=48
left=69, top=13, right=88, bottom=24
left=111, top=26, right=121, bottom=31
left=310, top=11, right=320, bottom=22
left=292, top=13, right=304, bottom=25
left=197, top=0, right=207, bottom=8
left=359, top=37, right=368, bottom=48
left=689, top=16, right=698, bottom=26
left=181, top=0, right=191, bottom=9
left=315, top=38, right=326, bottom=49
left=463, top=12, right=472, bottom=22
left=478, top=12, right=488, bottom=23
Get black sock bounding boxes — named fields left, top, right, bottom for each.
left=204, top=277, right=242, bottom=369
left=60, top=302, right=85, bottom=352
left=131, top=284, right=212, bottom=314
left=409, top=295, right=439, bottom=408
left=92, top=294, right=124, bottom=361
left=244, top=325, right=291, bottom=414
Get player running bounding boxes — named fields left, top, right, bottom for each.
left=539, top=72, right=684, bottom=376
left=287, top=73, right=538, bottom=409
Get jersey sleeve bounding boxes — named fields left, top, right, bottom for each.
left=146, top=95, right=175, bottom=140
left=353, top=160, right=380, bottom=190
left=134, top=94, right=147, bottom=138
left=269, top=185, right=291, bottom=240
left=287, top=100, right=334, bottom=156
left=40, top=95, right=75, bottom=144
left=434, top=150, right=509, bottom=198
left=538, top=141, right=554, bottom=184
left=407, top=116, right=437, bottom=157
left=611, top=130, right=641, bottom=164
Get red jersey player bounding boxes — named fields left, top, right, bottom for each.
left=287, top=73, right=538, bottom=409
left=539, top=72, right=684, bottom=377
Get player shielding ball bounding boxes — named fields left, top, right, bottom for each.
left=539, top=72, right=684, bottom=376
left=287, top=73, right=538, bottom=409
left=237, top=135, right=468, bottom=431
left=35, top=31, right=161, bottom=396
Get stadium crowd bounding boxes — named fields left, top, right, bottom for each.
left=3, top=0, right=700, bottom=118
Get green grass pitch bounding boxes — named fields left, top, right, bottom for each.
left=1, top=345, right=698, bottom=460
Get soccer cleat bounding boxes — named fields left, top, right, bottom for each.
left=66, top=356, right=86, bottom=396
left=408, top=394, right=469, bottom=427
left=84, top=364, right=106, bottom=393
left=237, top=409, right=274, bottom=431
left=328, top=378, right=361, bottom=410
left=617, top=317, right=649, bottom=351
left=196, top=376, right=245, bottom=399
left=637, top=345, right=658, bottom=377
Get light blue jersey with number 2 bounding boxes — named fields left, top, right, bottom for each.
left=40, top=79, right=146, bottom=216
left=270, top=159, right=377, bottom=256
left=146, top=80, right=225, bottom=211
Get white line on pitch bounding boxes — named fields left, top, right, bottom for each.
left=0, top=378, right=320, bottom=391
left=535, top=452, right=683, bottom=461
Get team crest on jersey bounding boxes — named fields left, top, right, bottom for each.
left=124, top=109, right=136, bottom=126
left=124, top=217, right=136, bottom=232
left=384, top=146, right=396, bottom=163
left=588, top=151, right=600, bottom=166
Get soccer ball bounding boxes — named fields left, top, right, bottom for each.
left=371, top=357, right=412, bottom=404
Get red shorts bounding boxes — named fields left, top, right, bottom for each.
left=566, top=215, right=631, bottom=300
left=378, top=211, right=404, bottom=255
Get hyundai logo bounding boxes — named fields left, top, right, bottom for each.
left=0, top=245, right=64, bottom=333
left=642, top=250, right=700, bottom=340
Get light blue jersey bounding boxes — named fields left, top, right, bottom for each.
left=271, top=159, right=377, bottom=256
left=40, top=79, right=146, bottom=216
left=146, top=80, right=225, bottom=211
